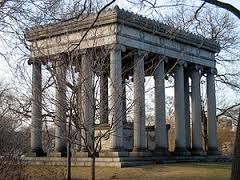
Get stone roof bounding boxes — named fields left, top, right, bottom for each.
left=25, top=6, right=220, bottom=53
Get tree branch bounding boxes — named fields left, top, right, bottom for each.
left=203, top=0, right=240, bottom=19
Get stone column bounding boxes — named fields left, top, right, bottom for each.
left=100, top=73, right=108, bottom=124
left=174, top=61, right=189, bottom=155
left=191, top=66, right=204, bottom=155
left=133, top=50, right=146, bottom=152
left=122, top=79, right=127, bottom=124
left=206, top=68, right=220, bottom=155
left=31, top=59, right=44, bottom=156
left=76, top=61, right=82, bottom=152
left=81, top=51, right=94, bottom=152
left=154, top=59, right=168, bottom=154
left=109, top=44, right=124, bottom=151
left=184, top=71, right=191, bottom=152
left=55, top=59, right=67, bottom=156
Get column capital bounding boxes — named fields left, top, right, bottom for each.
left=164, top=57, right=169, bottom=64
left=189, top=65, right=203, bottom=78
left=79, top=49, right=88, bottom=55
left=205, top=67, right=217, bottom=75
left=177, top=60, right=187, bottom=67
left=28, top=58, right=45, bottom=65
left=133, top=49, right=147, bottom=57
left=110, top=44, right=126, bottom=52
left=194, top=65, right=203, bottom=71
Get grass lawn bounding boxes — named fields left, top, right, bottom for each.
left=25, top=163, right=231, bottom=180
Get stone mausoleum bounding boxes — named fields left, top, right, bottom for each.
left=25, top=6, right=224, bottom=167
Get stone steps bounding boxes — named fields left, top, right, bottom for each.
left=24, top=155, right=230, bottom=167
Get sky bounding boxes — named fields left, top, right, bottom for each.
left=0, top=0, right=240, bottom=115
left=222, top=0, right=240, bottom=10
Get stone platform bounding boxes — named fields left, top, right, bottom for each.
left=24, top=155, right=231, bottom=168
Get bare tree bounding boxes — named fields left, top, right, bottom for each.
left=0, top=83, right=30, bottom=180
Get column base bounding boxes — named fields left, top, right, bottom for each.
left=154, top=147, right=169, bottom=156
left=129, top=151, right=152, bottom=157
left=191, top=147, right=206, bottom=156
left=80, top=147, right=88, bottom=152
left=99, top=151, right=129, bottom=157
left=207, top=147, right=221, bottom=155
left=51, top=147, right=67, bottom=157
left=29, top=148, right=46, bottom=157
left=132, top=147, right=147, bottom=152
left=109, top=147, right=125, bottom=152
left=186, top=146, right=192, bottom=152
left=74, top=151, right=89, bottom=157
left=48, top=151, right=67, bottom=157
left=174, top=147, right=190, bottom=156
left=130, top=147, right=151, bottom=157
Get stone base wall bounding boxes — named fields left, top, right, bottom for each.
left=96, top=125, right=157, bottom=151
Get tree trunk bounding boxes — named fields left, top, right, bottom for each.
left=91, top=154, right=96, bottom=180
left=201, top=109, right=208, bottom=151
left=67, top=141, right=71, bottom=180
left=67, top=117, right=72, bottom=180
left=231, top=110, right=240, bottom=180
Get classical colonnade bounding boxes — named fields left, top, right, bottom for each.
left=29, top=44, right=219, bottom=157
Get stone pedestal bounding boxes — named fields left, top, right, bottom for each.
left=99, top=151, right=129, bottom=157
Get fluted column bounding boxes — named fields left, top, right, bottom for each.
left=184, top=71, right=191, bottom=152
left=55, top=59, right=67, bottom=156
left=154, top=59, right=168, bottom=154
left=133, top=50, right=146, bottom=152
left=81, top=51, right=94, bottom=152
left=100, top=72, right=108, bottom=124
left=76, top=61, right=82, bottom=152
left=109, top=44, right=124, bottom=151
left=206, top=68, right=220, bottom=155
left=31, top=59, right=44, bottom=156
left=191, top=66, right=204, bottom=155
left=122, top=79, right=127, bottom=124
left=174, top=61, right=189, bottom=155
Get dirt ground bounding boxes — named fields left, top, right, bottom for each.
left=25, top=163, right=231, bottom=180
